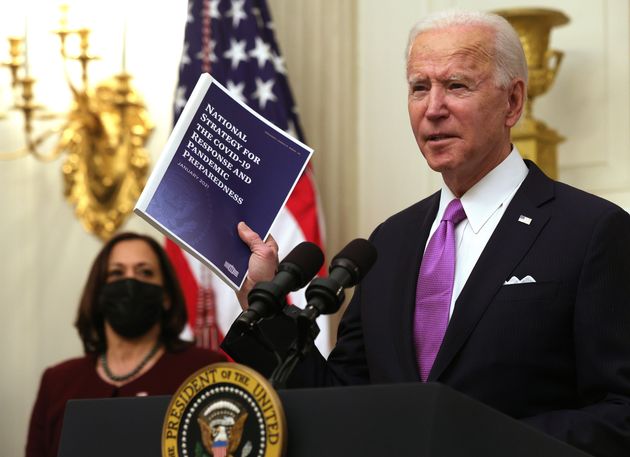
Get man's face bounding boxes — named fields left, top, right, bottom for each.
left=407, top=25, right=523, bottom=195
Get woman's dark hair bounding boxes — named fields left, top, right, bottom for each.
left=75, top=232, right=190, bottom=353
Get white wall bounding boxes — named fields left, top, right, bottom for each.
left=357, top=0, right=439, bottom=236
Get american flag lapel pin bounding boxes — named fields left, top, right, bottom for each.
left=518, top=215, right=532, bottom=225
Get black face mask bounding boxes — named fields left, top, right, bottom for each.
left=98, top=278, right=165, bottom=339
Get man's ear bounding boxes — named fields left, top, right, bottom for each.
left=505, top=78, right=526, bottom=128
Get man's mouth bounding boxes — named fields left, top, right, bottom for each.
left=426, top=134, right=455, bottom=141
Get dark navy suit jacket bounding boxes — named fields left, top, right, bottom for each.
left=224, top=161, right=630, bottom=457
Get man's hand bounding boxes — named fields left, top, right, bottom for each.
left=236, top=221, right=279, bottom=310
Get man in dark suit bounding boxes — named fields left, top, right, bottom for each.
left=225, top=10, right=630, bottom=457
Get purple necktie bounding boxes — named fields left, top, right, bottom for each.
left=414, top=198, right=467, bottom=381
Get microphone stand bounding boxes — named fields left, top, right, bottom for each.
left=248, top=324, right=283, bottom=368
left=269, top=277, right=343, bottom=389
left=232, top=289, right=289, bottom=369
left=268, top=313, right=320, bottom=389
left=266, top=238, right=377, bottom=388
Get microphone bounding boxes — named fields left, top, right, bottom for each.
left=301, top=239, right=377, bottom=321
left=234, top=241, right=324, bottom=331
left=271, top=240, right=376, bottom=388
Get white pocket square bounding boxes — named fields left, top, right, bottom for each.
left=504, top=275, right=536, bottom=285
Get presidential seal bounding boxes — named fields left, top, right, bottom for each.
left=162, top=363, right=286, bottom=457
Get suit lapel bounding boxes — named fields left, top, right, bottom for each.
left=390, top=193, right=440, bottom=381
left=428, top=162, right=554, bottom=381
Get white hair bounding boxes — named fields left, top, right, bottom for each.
left=406, top=10, right=528, bottom=88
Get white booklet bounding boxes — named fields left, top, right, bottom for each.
left=135, top=73, right=313, bottom=290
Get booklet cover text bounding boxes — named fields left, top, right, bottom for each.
left=135, top=74, right=313, bottom=290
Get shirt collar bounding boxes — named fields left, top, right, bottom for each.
left=439, top=148, right=529, bottom=233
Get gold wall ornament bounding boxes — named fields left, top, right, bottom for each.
left=1, top=5, right=153, bottom=240
left=495, top=8, right=569, bottom=179
left=62, top=74, right=152, bottom=240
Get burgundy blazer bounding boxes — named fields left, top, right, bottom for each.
left=26, top=344, right=225, bottom=457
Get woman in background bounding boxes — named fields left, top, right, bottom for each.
left=26, top=232, right=226, bottom=457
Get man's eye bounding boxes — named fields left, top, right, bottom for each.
left=412, top=84, right=428, bottom=92
left=449, top=82, right=467, bottom=90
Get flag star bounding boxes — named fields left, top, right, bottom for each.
left=180, top=42, right=191, bottom=67
left=187, top=2, right=194, bottom=23
left=209, top=0, right=221, bottom=19
left=271, top=51, right=286, bottom=74
left=223, top=38, right=248, bottom=69
left=249, top=37, right=272, bottom=68
left=196, top=39, right=217, bottom=62
left=252, top=77, right=277, bottom=109
left=174, top=85, right=188, bottom=112
left=285, top=118, right=298, bottom=139
left=210, top=39, right=218, bottom=62
left=226, top=80, right=247, bottom=103
left=226, top=0, right=247, bottom=28
left=252, top=6, right=264, bottom=28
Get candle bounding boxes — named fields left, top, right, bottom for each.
left=24, top=16, right=29, bottom=76
left=121, top=19, right=127, bottom=73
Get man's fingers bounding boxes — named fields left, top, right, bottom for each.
left=238, top=222, right=279, bottom=258
left=236, top=221, right=279, bottom=285
left=266, top=233, right=279, bottom=254
left=238, top=221, right=262, bottom=248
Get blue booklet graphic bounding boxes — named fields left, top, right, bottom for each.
left=135, top=74, right=313, bottom=290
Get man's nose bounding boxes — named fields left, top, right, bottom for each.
left=425, top=88, right=448, bottom=119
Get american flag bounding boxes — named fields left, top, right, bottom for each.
left=166, top=0, right=328, bottom=353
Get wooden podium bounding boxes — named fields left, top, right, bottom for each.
left=57, top=382, right=592, bottom=457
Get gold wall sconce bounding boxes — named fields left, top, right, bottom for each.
left=0, top=5, right=153, bottom=240
left=496, top=8, right=569, bottom=180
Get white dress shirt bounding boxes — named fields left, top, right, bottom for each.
left=424, top=148, right=529, bottom=318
